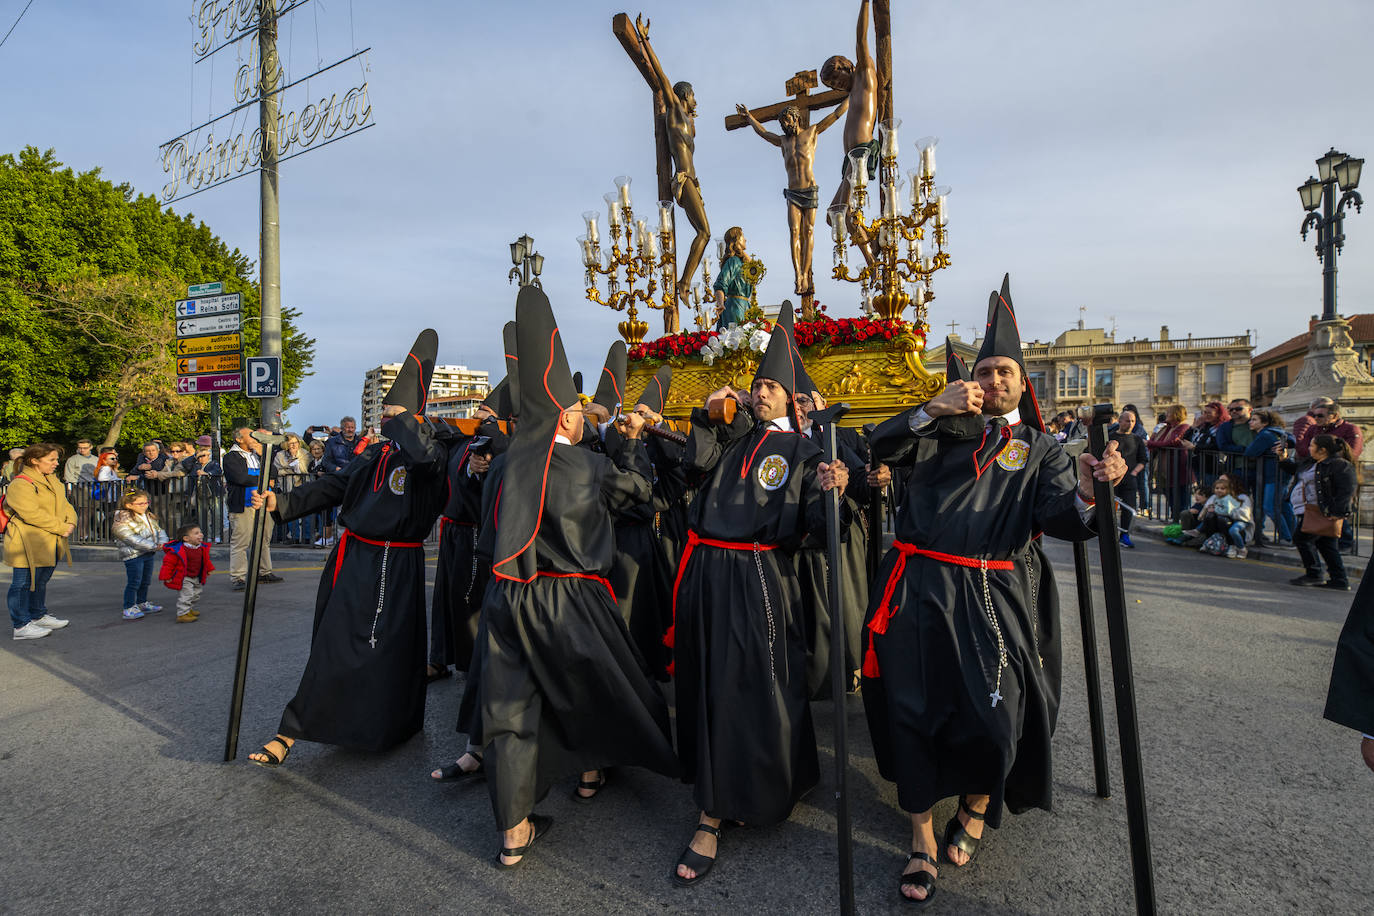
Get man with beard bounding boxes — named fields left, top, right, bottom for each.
left=246, top=330, right=448, bottom=767
left=667, top=303, right=849, bottom=886
left=861, top=277, right=1126, bottom=905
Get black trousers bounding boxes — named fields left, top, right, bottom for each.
left=1295, top=526, right=1347, bottom=585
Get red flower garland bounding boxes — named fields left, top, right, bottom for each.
left=628, top=317, right=925, bottom=362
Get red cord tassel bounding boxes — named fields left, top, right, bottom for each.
left=862, top=602, right=894, bottom=679
left=663, top=624, right=675, bottom=649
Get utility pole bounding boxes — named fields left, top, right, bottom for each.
left=258, top=0, right=284, bottom=432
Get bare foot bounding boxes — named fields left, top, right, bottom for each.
left=676, top=812, right=722, bottom=881
left=430, top=752, right=481, bottom=780
left=500, top=818, right=535, bottom=867
left=946, top=796, right=988, bottom=866
left=903, top=814, right=939, bottom=902
left=1362, top=736, right=1374, bottom=773
left=248, top=735, right=293, bottom=766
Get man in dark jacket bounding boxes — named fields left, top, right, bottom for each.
left=223, top=427, right=282, bottom=590
left=323, top=417, right=363, bottom=473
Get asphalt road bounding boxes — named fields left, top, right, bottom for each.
left=2, top=537, right=1370, bottom=915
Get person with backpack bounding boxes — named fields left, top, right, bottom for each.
left=4, top=444, right=76, bottom=640
left=1288, top=435, right=1357, bottom=590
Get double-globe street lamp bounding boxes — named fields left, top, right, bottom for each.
left=509, top=234, right=545, bottom=289
left=1299, top=148, right=1363, bottom=321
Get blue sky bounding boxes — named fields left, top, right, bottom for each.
left=3, top=0, right=1373, bottom=425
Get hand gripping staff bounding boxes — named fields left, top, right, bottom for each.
left=1086, top=404, right=1157, bottom=914
left=810, top=402, right=856, bottom=916
left=223, top=429, right=286, bottom=762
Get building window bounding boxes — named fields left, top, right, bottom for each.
left=1094, top=368, right=1114, bottom=398
left=1204, top=363, right=1224, bottom=396
left=1275, top=366, right=1288, bottom=388
left=1027, top=371, right=1047, bottom=403
left=1058, top=364, right=1088, bottom=398
left=1156, top=365, right=1177, bottom=399
left=1253, top=373, right=1264, bottom=400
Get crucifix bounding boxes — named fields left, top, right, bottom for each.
left=728, top=70, right=848, bottom=320
left=946, top=319, right=960, bottom=336
left=614, top=13, right=712, bottom=334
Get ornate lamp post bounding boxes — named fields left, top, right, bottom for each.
left=829, top=121, right=950, bottom=327
left=508, top=234, right=544, bottom=289
left=581, top=176, right=677, bottom=345
left=1299, top=148, right=1363, bottom=321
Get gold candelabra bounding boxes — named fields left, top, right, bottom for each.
left=581, top=176, right=676, bottom=345
left=829, top=120, right=950, bottom=326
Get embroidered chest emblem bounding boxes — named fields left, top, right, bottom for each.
left=996, top=439, right=1030, bottom=471
left=388, top=466, right=408, bottom=495
left=757, top=454, right=790, bottom=491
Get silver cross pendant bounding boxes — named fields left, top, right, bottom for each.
left=989, top=689, right=1003, bottom=708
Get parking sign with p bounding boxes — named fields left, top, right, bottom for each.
left=245, top=356, right=281, bottom=398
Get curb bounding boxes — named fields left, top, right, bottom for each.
left=69, top=545, right=342, bottom=564
left=1130, top=517, right=1367, bottom=579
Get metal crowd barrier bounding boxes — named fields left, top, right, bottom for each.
left=1146, top=444, right=1361, bottom=555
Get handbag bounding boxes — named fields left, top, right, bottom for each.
left=1301, top=504, right=1343, bottom=537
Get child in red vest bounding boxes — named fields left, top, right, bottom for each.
left=159, top=523, right=215, bottom=622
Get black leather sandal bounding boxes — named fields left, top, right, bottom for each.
left=570, top=769, right=607, bottom=804
left=671, top=822, right=722, bottom=887
left=899, top=851, right=938, bottom=906
left=249, top=736, right=291, bottom=768
left=495, top=813, right=553, bottom=870
left=432, top=753, right=483, bottom=782
left=942, top=796, right=986, bottom=866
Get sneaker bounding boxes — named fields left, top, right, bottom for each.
left=140, top=602, right=163, bottom=614
left=13, top=622, right=51, bottom=640
left=1234, top=547, right=1247, bottom=559
left=176, top=612, right=198, bottom=623
left=31, top=614, right=69, bottom=629
left=1225, top=545, right=1237, bottom=558
left=1289, top=574, right=1323, bottom=587
left=313, top=537, right=326, bottom=547
left=122, top=607, right=145, bottom=620
left=259, top=573, right=283, bottom=583
left=1120, top=533, right=1135, bottom=548
left=230, top=578, right=246, bottom=591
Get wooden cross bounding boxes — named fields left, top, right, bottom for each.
left=724, top=69, right=847, bottom=132
left=613, top=13, right=675, bottom=204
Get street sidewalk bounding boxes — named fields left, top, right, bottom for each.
left=1130, top=512, right=1367, bottom=579
left=70, top=542, right=339, bottom=564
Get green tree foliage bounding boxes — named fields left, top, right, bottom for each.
left=0, top=146, right=316, bottom=451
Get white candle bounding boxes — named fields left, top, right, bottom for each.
left=922, top=146, right=935, bottom=178
left=605, top=193, right=621, bottom=228
left=659, top=202, right=673, bottom=233
left=619, top=178, right=633, bottom=209
left=849, top=149, right=869, bottom=189
left=937, top=195, right=947, bottom=224
left=647, top=233, right=659, bottom=259
left=882, top=127, right=899, bottom=158
left=585, top=215, right=599, bottom=247
left=913, top=239, right=923, bottom=262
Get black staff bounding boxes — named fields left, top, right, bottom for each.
left=1072, top=541, right=1112, bottom=799
left=812, top=402, right=855, bottom=916
left=1087, top=403, right=1156, bottom=915
left=223, top=429, right=285, bottom=762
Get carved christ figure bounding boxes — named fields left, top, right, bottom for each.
left=636, top=17, right=710, bottom=305
left=822, top=0, right=879, bottom=219
left=737, top=99, right=847, bottom=297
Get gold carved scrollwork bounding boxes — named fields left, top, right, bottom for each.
left=881, top=328, right=945, bottom=403
left=837, top=362, right=881, bottom=395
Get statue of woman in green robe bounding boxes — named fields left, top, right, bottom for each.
left=712, top=226, right=752, bottom=330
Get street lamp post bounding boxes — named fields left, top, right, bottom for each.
left=509, top=234, right=544, bottom=289
left=1299, top=148, right=1363, bottom=321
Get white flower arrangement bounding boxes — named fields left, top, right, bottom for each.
left=702, top=319, right=770, bottom=366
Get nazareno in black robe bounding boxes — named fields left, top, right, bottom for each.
left=430, top=425, right=503, bottom=671
left=269, top=412, right=447, bottom=752
left=454, top=452, right=506, bottom=746
left=1324, top=573, right=1374, bottom=738
left=861, top=409, right=1093, bottom=827
left=670, top=406, right=840, bottom=825
left=480, top=439, right=679, bottom=829
left=608, top=431, right=687, bottom=681
left=795, top=422, right=870, bottom=698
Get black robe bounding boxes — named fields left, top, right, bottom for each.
left=671, top=408, right=837, bottom=825
left=1324, top=574, right=1374, bottom=736
left=454, top=453, right=507, bottom=745
left=270, top=413, right=447, bottom=751
left=431, top=436, right=493, bottom=670
left=480, top=439, right=678, bottom=830
left=796, top=423, right=870, bottom=698
left=861, top=409, right=1092, bottom=826
left=608, top=433, right=687, bottom=681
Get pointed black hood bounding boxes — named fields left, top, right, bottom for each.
left=974, top=274, right=1044, bottom=432
left=635, top=365, right=672, bottom=414
left=480, top=322, right=521, bottom=420
left=492, top=287, right=582, bottom=583
left=593, top=341, right=627, bottom=414
left=754, top=301, right=808, bottom=402
left=382, top=329, right=438, bottom=415
left=945, top=336, right=971, bottom=383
